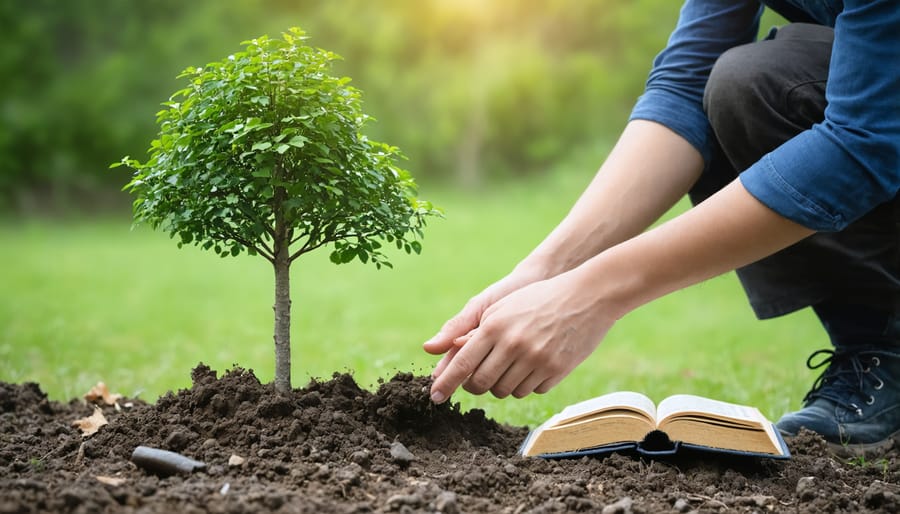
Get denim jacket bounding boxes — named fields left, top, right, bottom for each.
left=629, top=0, right=900, bottom=232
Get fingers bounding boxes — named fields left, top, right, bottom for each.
left=535, top=374, right=565, bottom=395
left=461, top=343, right=513, bottom=396
left=431, top=345, right=460, bottom=378
left=431, top=327, right=476, bottom=379
left=428, top=330, right=570, bottom=402
left=432, top=329, right=552, bottom=401
left=422, top=305, right=481, bottom=356
left=488, top=360, right=539, bottom=399
left=453, top=329, right=475, bottom=347
left=429, top=332, right=493, bottom=404
left=511, top=371, right=549, bottom=399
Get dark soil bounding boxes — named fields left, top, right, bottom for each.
left=2, top=365, right=900, bottom=513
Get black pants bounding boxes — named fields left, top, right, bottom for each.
left=693, top=23, right=900, bottom=320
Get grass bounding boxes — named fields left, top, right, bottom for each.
left=0, top=149, right=826, bottom=428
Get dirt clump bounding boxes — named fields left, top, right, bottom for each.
left=1, top=364, right=899, bottom=513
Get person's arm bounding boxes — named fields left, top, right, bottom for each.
left=428, top=179, right=813, bottom=403
left=423, top=120, right=704, bottom=365
left=524, top=120, right=706, bottom=277
left=423, top=0, right=764, bottom=365
left=739, top=0, right=900, bottom=232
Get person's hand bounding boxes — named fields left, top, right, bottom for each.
left=422, top=270, right=541, bottom=379
left=426, top=272, right=616, bottom=403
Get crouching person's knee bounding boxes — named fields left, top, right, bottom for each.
left=703, top=44, right=773, bottom=137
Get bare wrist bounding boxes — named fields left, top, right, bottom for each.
left=512, top=255, right=556, bottom=283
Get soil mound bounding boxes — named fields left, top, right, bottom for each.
left=1, top=365, right=899, bottom=513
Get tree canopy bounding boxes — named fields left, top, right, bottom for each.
left=117, top=28, right=436, bottom=269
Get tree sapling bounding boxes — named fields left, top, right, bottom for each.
left=115, top=28, right=438, bottom=393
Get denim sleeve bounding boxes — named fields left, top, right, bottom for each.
left=740, top=0, right=900, bottom=232
left=629, top=0, right=763, bottom=165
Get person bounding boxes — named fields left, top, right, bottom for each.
left=423, top=0, right=900, bottom=455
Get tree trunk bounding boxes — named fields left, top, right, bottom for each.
left=272, top=251, right=292, bottom=394
left=272, top=174, right=292, bottom=394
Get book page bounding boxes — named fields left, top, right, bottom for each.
left=656, top=394, right=766, bottom=427
left=554, top=391, right=656, bottom=426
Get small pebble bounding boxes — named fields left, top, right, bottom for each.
left=350, top=450, right=371, bottom=466
left=796, top=476, right=816, bottom=501
left=390, top=441, right=415, bottom=463
left=434, top=491, right=458, bottom=514
left=673, top=498, right=691, bottom=512
left=601, top=496, right=633, bottom=514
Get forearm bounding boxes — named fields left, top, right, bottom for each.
left=519, top=120, right=704, bottom=279
left=426, top=161, right=813, bottom=404
left=574, top=179, right=815, bottom=320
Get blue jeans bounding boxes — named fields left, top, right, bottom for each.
left=693, top=23, right=900, bottom=320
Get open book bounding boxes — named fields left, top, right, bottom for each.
left=520, top=392, right=789, bottom=459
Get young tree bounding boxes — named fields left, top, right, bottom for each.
left=115, top=28, right=438, bottom=393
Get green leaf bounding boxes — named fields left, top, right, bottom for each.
left=118, top=26, right=438, bottom=289
left=286, top=135, right=308, bottom=148
left=340, top=248, right=356, bottom=264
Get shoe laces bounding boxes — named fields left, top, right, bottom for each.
left=803, top=347, right=899, bottom=417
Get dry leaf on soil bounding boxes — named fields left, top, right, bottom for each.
left=83, top=382, right=123, bottom=406
left=73, top=407, right=108, bottom=437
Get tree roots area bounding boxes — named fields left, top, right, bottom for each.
left=2, top=365, right=900, bottom=513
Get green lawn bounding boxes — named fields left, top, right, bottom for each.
left=0, top=154, right=826, bottom=427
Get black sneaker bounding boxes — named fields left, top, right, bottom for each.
left=776, top=346, right=900, bottom=456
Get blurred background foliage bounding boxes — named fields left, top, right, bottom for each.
left=1, top=0, right=687, bottom=213
left=2, top=1, right=812, bottom=418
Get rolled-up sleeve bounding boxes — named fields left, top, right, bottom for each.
left=630, top=0, right=763, bottom=164
left=740, top=0, right=900, bottom=232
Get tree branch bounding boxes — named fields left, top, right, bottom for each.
left=288, top=226, right=387, bottom=263
left=291, top=211, right=347, bottom=256
left=290, top=238, right=327, bottom=262
left=214, top=224, right=275, bottom=263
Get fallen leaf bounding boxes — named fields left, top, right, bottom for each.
left=96, top=475, right=126, bottom=486
left=73, top=407, right=108, bottom=437
left=84, top=382, right=123, bottom=406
